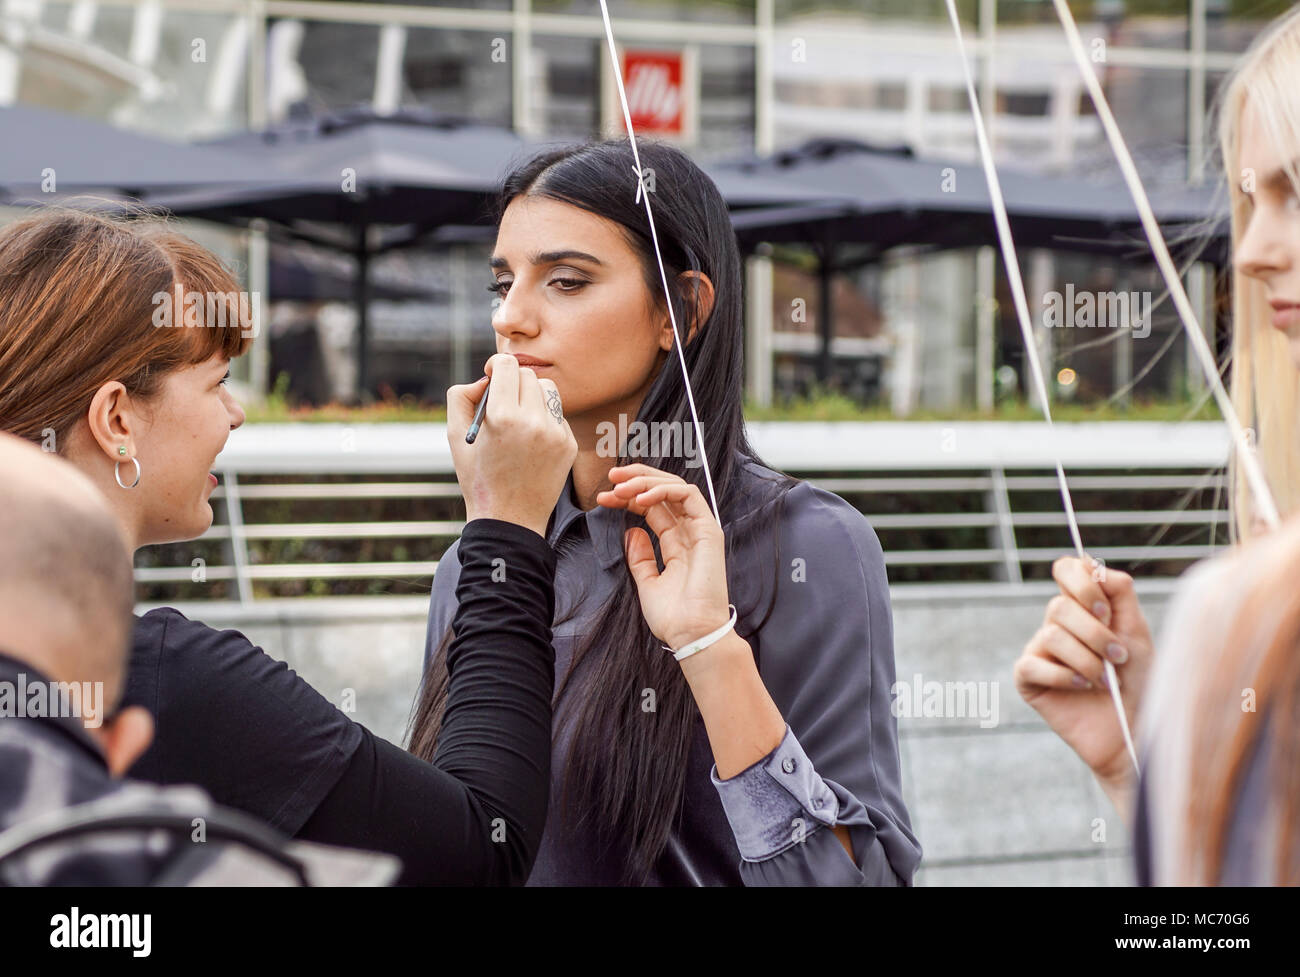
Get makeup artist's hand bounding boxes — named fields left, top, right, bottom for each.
left=597, top=464, right=732, bottom=653
left=446, top=353, right=576, bottom=539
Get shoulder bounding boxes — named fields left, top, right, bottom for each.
left=427, top=537, right=463, bottom=620
left=129, top=606, right=332, bottom=718
left=425, top=537, right=463, bottom=660
left=133, top=606, right=263, bottom=669
left=1150, top=541, right=1267, bottom=690
left=727, top=462, right=889, bottom=656
left=126, top=607, right=254, bottom=715
left=1168, top=513, right=1300, bottom=619
left=730, top=463, right=895, bottom=701
left=736, top=459, right=885, bottom=579
left=432, top=538, right=462, bottom=593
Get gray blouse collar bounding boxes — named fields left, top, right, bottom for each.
left=547, top=472, right=629, bottom=571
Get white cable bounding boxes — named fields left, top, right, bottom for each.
left=1050, top=0, right=1279, bottom=532
left=597, top=0, right=721, bottom=523
left=944, top=0, right=1139, bottom=774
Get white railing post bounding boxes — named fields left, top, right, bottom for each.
left=988, top=465, right=1022, bottom=583
left=221, top=471, right=255, bottom=605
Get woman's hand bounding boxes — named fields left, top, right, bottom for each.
left=596, top=464, right=732, bottom=653
left=1013, top=555, right=1155, bottom=791
left=446, top=353, right=577, bottom=539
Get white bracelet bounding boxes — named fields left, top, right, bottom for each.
left=662, top=605, right=738, bottom=661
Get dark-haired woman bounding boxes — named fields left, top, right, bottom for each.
left=414, top=139, right=921, bottom=885
left=0, top=208, right=576, bottom=884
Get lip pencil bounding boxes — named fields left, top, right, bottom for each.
left=465, top=382, right=490, bottom=444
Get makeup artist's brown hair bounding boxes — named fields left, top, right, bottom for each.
left=0, top=206, right=252, bottom=450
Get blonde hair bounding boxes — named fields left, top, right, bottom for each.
left=1221, top=6, right=1300, bottom=540
left=1142, top=512, right=1300, bottom=884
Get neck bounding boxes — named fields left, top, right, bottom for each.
left=63, top=435, right=145, bottom=554
left=565, top=372, right=660, bottom=511
left=565, top=411, right=624, bottom=512
left=95, top=474, right=145, bottom=555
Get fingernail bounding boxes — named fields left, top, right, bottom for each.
left=1092, top=601, right=1111, bottom=624
left=1107, top=643, right=1128, bottom=664
left=1071, top=674, right=1091, bottom=689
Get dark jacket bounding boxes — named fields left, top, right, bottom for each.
left=0, top=653, right=397, bottom=885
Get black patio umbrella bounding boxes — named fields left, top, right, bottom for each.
left=711, top=138, right=1228, bottom=381
left=716, top=137, right=1222, bottom=255
left=0, top=102, right=273, bottom=199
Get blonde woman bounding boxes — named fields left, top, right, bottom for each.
left=1014, top=7, right=1300, bottom=883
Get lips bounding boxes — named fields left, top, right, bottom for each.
left=509, top=353, right=552, bottom=368
left=1269, top=300, right=1300, bottom=331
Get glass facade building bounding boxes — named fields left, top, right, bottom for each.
left=0, top=0, right=1289, bottom=409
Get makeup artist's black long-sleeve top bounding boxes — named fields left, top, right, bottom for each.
left=121, top=519, right=556, bottom=885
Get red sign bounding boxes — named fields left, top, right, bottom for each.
left=623, top=50, right=685, bottom=135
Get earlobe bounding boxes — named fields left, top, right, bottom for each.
left=85, top=381, right=135, bottom=462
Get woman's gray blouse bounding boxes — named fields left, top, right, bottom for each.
left=424, top=454, right=922, bottom=885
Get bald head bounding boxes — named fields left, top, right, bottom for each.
left=0, top=433, right=134, bottom=709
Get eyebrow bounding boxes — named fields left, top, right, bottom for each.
left=488, top=249, right=604, bottom=270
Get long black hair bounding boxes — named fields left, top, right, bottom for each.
left=408, top=138, right=797, bottom=882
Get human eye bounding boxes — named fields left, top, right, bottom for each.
left=486, top=278, right=511, bottom=296
left=550, top=276, right=588, bottom=292
left=219, top=369, right=231, bottom=386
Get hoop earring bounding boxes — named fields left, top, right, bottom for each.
left=114, top=456, right=141, bottom=490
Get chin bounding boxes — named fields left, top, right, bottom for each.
left=193, top=502, right=215, bottom=536
left=171, top=504, right=214, bottom=545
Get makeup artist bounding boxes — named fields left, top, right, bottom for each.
left=0, top=210, right=576, bottom=885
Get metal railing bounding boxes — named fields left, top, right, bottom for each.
left=133, top=420, right=1233, bottom=605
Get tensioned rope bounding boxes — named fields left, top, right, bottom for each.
left=598, top=0, right=721, bottom=523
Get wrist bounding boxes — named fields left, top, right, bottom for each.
left=662, top=607, right=735, bottom=656
left=464, top=511, right=548, bottom=540
left=678, top=630, right=753, bottom=685
left=1094, top=760, right=1137, bottom=816
left=1096, top=764, right=1135, bottom=797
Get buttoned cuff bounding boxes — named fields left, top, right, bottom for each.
left=709, top=725, right=840, bottom=862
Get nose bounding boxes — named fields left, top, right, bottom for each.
left=491, top=283, right=542, bottom=345
left=226, top=392, right=246, bottom=431
left=1236, top=206, right=1290, bottom=284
